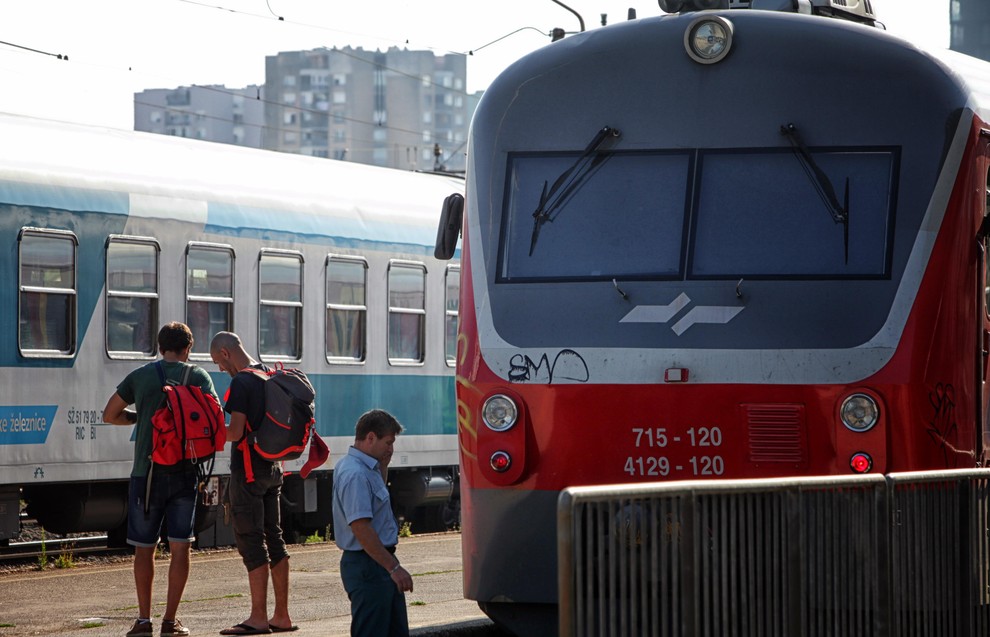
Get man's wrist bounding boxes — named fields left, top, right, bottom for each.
left=389, top=561, right=401, bottom=574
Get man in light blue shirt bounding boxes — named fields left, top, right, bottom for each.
left=332, top=409, right=413, bottom=637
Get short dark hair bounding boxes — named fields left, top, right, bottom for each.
left=355, top=409, right=404, bottom=440
left=158, top=322, right=194, bottom=354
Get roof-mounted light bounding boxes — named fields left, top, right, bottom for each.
left=684, top=15, right=734, bottom=65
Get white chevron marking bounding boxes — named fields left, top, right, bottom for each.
left=671, top=306, right=745, bottom=336
left=619, top=293, right=691, bottom=323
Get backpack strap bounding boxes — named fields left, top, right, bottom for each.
left=234, top=365, right=269, bottom=484
left=238, top=438, right=256, bottom=483
left=179, top=363, right=192, bottom=386
left=155, top=360, right=192, bottom=387
left=154, top=361, right=170, bottom=411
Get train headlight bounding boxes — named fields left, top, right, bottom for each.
left=483, top=394, right=518, bottom=432
left=840, top=394, right=879, bottom=432
left=684, top=15, right=734, bottom=65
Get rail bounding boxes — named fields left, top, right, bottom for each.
left=558, top=470, right=990, bottom=637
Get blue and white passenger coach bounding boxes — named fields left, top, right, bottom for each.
left=0, top=112, right=463, bottom=543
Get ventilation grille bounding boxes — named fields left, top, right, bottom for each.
left=745, top=403, right=806, bottom=464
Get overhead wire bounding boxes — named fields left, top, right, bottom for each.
left=0, top=39, right=69, bottom=60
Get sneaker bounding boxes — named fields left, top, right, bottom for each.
left=126, top=619, right=153, bottom=637
left=161, top=618, right=190, bottom=636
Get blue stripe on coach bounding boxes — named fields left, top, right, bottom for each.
left=208, top=372, right=456, bottom=438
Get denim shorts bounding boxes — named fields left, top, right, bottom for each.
left=127, top=469, right=198, bottom=547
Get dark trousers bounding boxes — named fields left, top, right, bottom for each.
left=229, top=462, right=288, bottom=571
left=340, top=550, right=409, bottom=637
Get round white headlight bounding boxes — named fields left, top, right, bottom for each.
left=684, top=15, right=734, bottom=65
left=483, top=394, right=518, bottom=432
left=841, top=394, right=879, bottom=432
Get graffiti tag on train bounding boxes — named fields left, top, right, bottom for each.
left=508, top=349, right=589, bottom=384
left=926, top=383, right=959, bottom=468
left=0, top=406, right=56, bottom=445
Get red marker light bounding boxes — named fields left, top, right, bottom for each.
left=490, top=451, right=512, bottom=472
left=850, top=452, right=873, bottom=474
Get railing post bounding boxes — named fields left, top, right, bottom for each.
left=875, top=477, right=891, bottom=637
left=959, top=477, right=974, bottom=637
left=785, top=488, right=803, bottom=636
left=680, top=492, right=697, bottom=637
left=557, top=489, right=575, bottom=637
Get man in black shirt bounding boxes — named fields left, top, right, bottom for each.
left=211, top=331, right=297, bottom=635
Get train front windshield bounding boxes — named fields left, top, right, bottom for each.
left=499, top=147, right=897, bottom=282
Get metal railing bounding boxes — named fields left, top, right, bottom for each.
left=558, top=470, right=990, bottom=637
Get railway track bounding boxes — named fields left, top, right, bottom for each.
left=0, top=513, right=127, bottom=566
left=0, top=534, right=130, bottom=567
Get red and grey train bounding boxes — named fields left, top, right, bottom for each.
left=436, top=1, right=990, bottom=633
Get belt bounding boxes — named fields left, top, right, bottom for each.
left=347, top=546, right=396, bottom=555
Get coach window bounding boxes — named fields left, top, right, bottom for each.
left=259, top=250, right=303, bottom=361
left=326, top=256, right=367, bottom=363
left=106, top=236, right=159, bottom=358
left=445, top=265, right=460, bottom=367
left=18, top=228, right=77, bottom=357
left=388, top=261, right=426, bottom=365
left=186, top=243, right=234, bottom=357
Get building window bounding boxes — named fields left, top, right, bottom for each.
left=333, top=91, right=346, bottom=104
left=18, top=228, right=77, bottom=356
left=106, top=236, right=159, bottom=357
left=387, top=261, right=426, bottom=364
left=186, top=243, right=234, bottom=356
left=445, top=265, right=460, bottom=366
left=326, top=256, right=367, bottom=362
left=259, top=250, right=303, bottom=360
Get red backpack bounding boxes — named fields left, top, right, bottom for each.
left=150, top=361, right=226, bottom=472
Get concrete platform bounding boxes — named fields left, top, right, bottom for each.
left=0, top=533, right=504, bottom=636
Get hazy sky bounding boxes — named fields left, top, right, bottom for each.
left=0, top=0, right=951, bottom=129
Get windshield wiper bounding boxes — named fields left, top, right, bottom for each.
left=529, top=126, right=621, bottom=256
left=780, top=123, right=851, bottom=263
